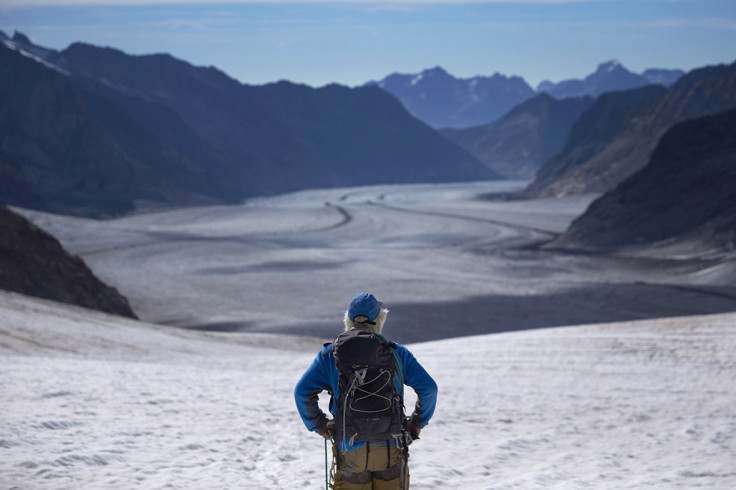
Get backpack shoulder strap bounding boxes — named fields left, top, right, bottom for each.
left=376, top=334, right=404, bottom=400
left=321, top=342, right=333, bottom=356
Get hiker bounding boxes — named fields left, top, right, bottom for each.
left=294, top=292, right=438, bottom=489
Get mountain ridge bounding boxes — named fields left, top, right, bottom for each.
left=369, top=61, right=684, bottom=129
left=366, top=66, right=536, bottom=129
left=524, top=60, right=736, bottom=198
left=537, top=60, right=683, bottom=99
left=440, top=93, right=594, bottom=179
left=548, top=108, right=736, bottom=257
left=0, top=32, right=497, bottom=217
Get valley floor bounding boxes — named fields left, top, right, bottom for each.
left=1, top=291, right=734, bottom=489
left=15, top=180, right=736, bottom=344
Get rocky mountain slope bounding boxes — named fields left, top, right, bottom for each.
left=0, top=38, right=231, bottom=217
left=548, top=108, right=736, bottom=256
left=524, top=85, right=668, bottom=197
left=440, top=93, right=594, bottom=179
left=0, top=205, right=136, bottom=317
left=0, top=32, right=496, bottom=217
left=525, top=61, right=736, bottom=198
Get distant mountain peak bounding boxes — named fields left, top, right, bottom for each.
left=597, top=60, right=623, bottom=73
left=11, top=31, right=33, bottom=46
left=369, top=66, right=535, bottom=128
left=406, top=66, right=449, bottom=86
left=538, top=60, right=682, bottom=99
left=425, top=66, right=449, bottom=76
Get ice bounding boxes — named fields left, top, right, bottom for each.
left=14, top=180, right=735, bottom=344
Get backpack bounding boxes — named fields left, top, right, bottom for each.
left=332, top=329, right=406, bottom=444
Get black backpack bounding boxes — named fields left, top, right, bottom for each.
left=332, top=329, right=406, bottom=444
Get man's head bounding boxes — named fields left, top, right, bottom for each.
left=344, top=292, right=388, bottom=333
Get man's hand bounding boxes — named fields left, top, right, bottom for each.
left=318, top=419, right=335, bottom=439
left=407, top=418, right=421, bottom=440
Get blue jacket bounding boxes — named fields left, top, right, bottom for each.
left=294, top=339, right=438, bottom=452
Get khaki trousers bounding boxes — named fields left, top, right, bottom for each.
left=335, top=443, right=409, bottom=490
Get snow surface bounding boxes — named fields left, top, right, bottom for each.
left=2, top=290, right=735, bottom=489
left=4, top=180, right=736, bottom=488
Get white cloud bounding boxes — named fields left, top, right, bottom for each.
left=647, top=17, right=736, bottom=31
left=0, top=0, right=671, bottom=7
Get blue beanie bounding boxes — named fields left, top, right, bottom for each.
left=348, top=292, right=381, bottom=322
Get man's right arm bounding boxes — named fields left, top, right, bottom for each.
left=294, top=349, right=332, bottom=435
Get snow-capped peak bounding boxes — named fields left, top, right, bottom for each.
left=599, top=60, right=622, bottom=73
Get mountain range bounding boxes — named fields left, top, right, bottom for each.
left=366, top=66, right=536, bottom=129
left=537, top=60, right=683, bottom=99
left=370, top=61, right=683, bottom=129
left=0, top=31, right=497, bottom=217
left=525, top=61, right=736, bottom=198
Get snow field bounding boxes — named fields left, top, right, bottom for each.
left=414, top=320, right=735, bottom=488
left=16, top=180, right=736, bottom=347
left=5, top=180, right=736, bottom=488
left=13, top=181, right=599, bottom=340
left=1, top=291, right=734, bottom=489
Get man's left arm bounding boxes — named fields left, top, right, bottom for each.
left=397, top=345, right=438, bottom=429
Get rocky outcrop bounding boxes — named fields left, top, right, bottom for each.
left=0, top=205, right=136, bottom=317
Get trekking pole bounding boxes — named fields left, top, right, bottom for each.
left=324, top=437, right=329, bottom=490
left=402, top=432, right=410, bottom=490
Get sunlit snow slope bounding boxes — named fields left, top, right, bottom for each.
left=1, top=290, right=734, bottom=489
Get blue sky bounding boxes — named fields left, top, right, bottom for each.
left=1, top=1, right=735, bottom=89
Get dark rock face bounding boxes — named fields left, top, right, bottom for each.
left=0, top=205, right=136, bottom=318
left=0, top=41, right=230, bottom=217
left=441, top=94, right=594, bottom=179
left=550, top=108, right=736, bottom=253
left=368, top=66, right=536, bottom=129
left=525, top=61, right=736, bottom=198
